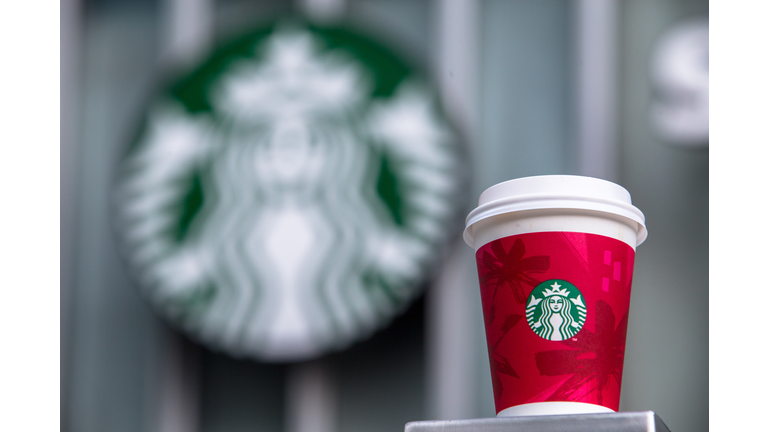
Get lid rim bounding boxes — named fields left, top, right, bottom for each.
left=466, top=194, right=645, bottom=225
left=463, top=194, right=647, bottom=248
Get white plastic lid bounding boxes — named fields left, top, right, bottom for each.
left=464, top=175, right=647, bottom=247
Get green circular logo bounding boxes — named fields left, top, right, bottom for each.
left=526, top=280, right=587, bottom=341
left=112, top=22, right=468, bottom=361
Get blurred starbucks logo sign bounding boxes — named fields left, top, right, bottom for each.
left=113, top=23, right=468, bottom=361
left=650, top=18, right=708, bottom=147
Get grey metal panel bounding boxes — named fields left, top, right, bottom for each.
left=405, top=411, right=671, bottom=432
left=67, top=5, right=167, bottom=432
left=61, top=0, right=83, bottom=430
left=617, top=2, right=708, bottom=432
left=347, top=0, right=432, bottom=71
left=573, top=0, right=620, bottom=182
left=478, top=0, right=573, bottom=191
left=427, top=0, right=482, bottom=423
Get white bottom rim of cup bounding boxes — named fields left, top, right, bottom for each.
left=497, top=401, right=615, bottom=417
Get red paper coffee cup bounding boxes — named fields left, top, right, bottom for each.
left=464, top=175, right=647, bottom=417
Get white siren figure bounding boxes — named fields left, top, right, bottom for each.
left=528, top=282, right=586, bottom=341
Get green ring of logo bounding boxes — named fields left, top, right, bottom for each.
left=525, top=279, right=587, bottom=341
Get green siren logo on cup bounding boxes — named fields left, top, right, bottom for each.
left=526, top=280, right=587, bottom=341
left=111, top=21, right=468, bottom=361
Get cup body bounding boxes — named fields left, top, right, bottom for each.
left=464, top=176, right=646, bottom=417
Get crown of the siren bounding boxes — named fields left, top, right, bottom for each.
left=542, top=281, right=570, bottom=298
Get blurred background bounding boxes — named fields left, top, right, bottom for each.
left=60, top=0, right=708, bottom=431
